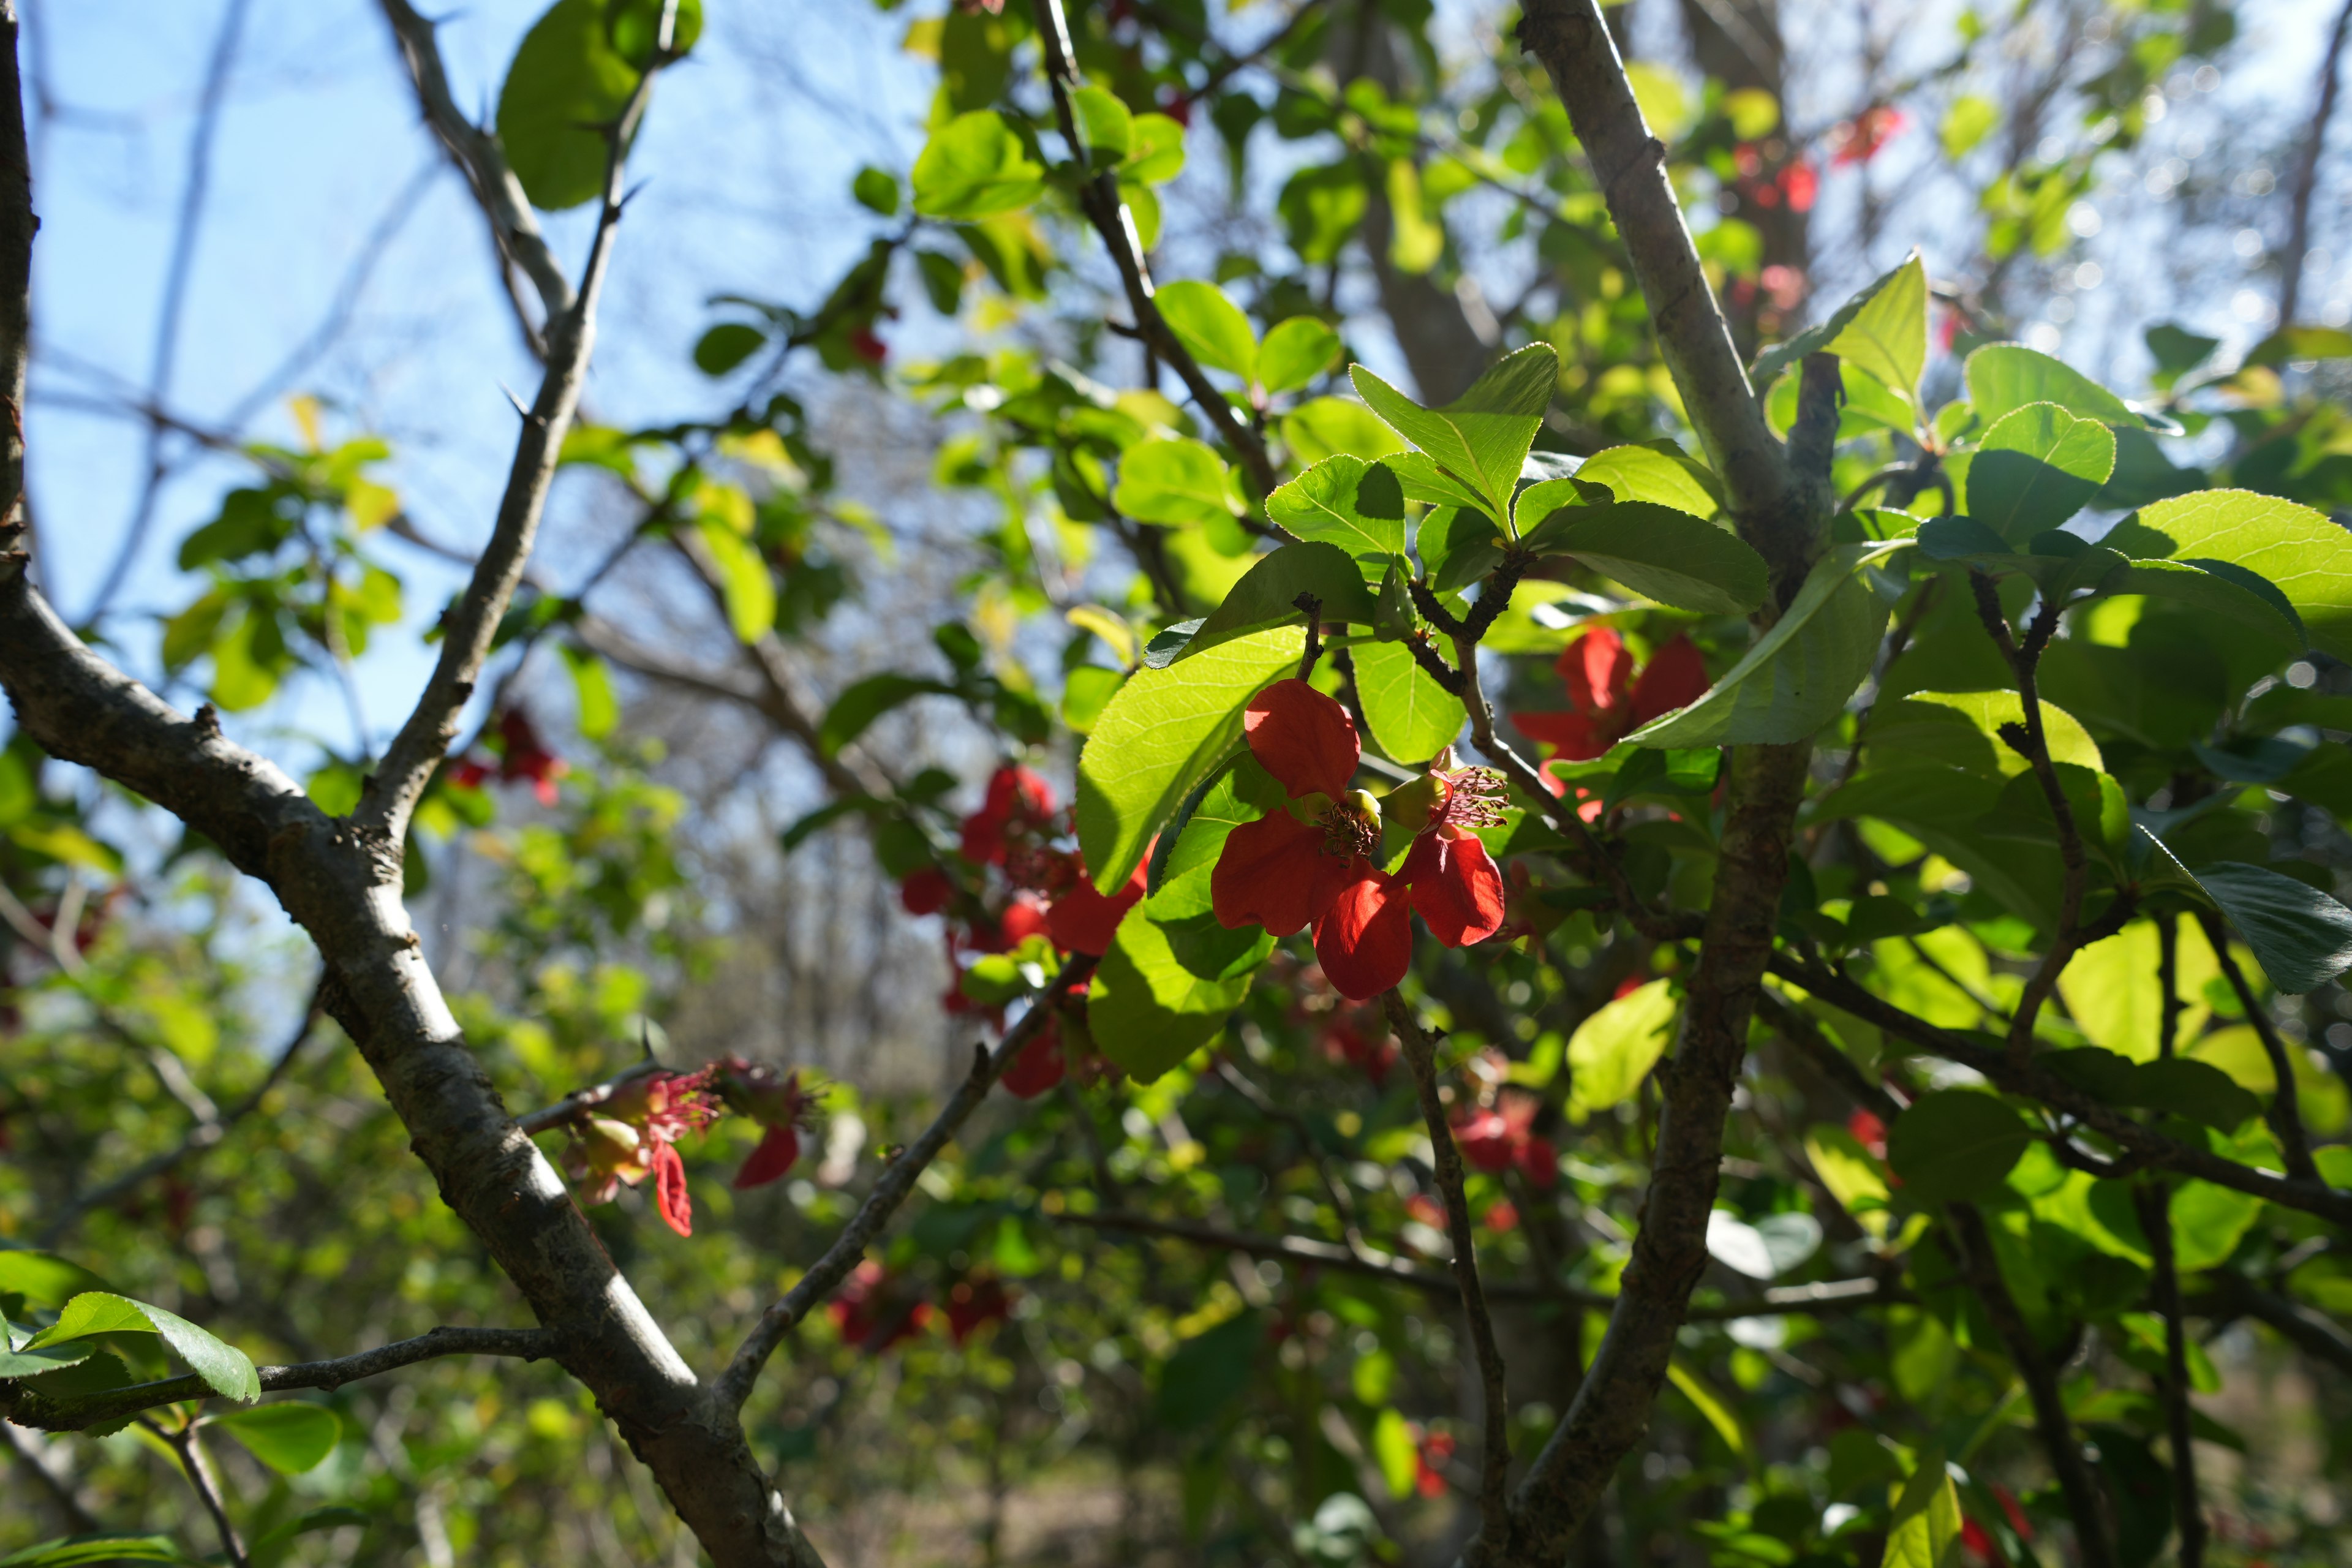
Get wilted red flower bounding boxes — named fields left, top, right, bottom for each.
left=1212, top=680, right=1505, bottom=1000
left=1831, top=105, right=1907, bottom=167
left=498, top=707, right=568, bottom=805
left=944, top=1275, right=1012, bottom=1345
left=717, top=1060, right=820, bottom=1191
left=1515, top=628, right=1709, bottom=763
left=562, top=1068, right=722, bottom=1236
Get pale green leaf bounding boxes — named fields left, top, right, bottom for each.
left=1574, top=443, right=1719, bottom=517
left=1350, top=344, right=1558, bottom=526
left=1068, top=85, right=1133, bottom=159
left=1825, top=251, right=1927, bottom=402
left=1965, top=402, right=2115, bottom=543
left=1567, top=977, right=1678, bottom=1115
left=1352, top=640, right=1463, bottom=764
left=1258, top=317, right=1343, bottom=394
left=1885, top=1449, right=1964, bottom=1568
left=1155, top=281, right=1257, bottom=380
left=1087, top=905, right=1256, bottom=1083
left=1965, top=343, right=2149, bottom=428
left=2108, top=488, right=2352, bottom=660
left=1520, top=502, right=1768, bottom=614
left=205, top=1402, right=341, bottom=1475
left=911, top=110, right=1047, bottom=219
left=1282, top=398, right=1405, bottom=464
left=26, top=1292, right=258, bottom=1402
left=1264, top=456, right=1408, bottom=571
left=1114, top=437, right=1239, bottom=528
left=696, top=518, right=777, bottom=643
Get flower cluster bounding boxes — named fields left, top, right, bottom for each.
left=1515, top=628, right=1709, bottom=764
left=900, top=764, right=1147, bottom=1014
left=1210, top=680, right=1506, bottom=1000
left=1452, top=1084, right=1559, bottom=1191
left=1730, top=141, right=1819, bottom=212
left=450, top=706, right=569, bottom=805
left=830, top=1261, right=1013, bottom=1354
left=561, top=1068, right=724, bottom=1237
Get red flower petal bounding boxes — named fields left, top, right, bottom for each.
left=1046, top=861, right=1145, bottom=955
left=1000, top=1023, right=1066, bottom=1099
left=1212, top=810, right=1333, bottom=937
left=1513, top=708, right=1621, bottom=761
left=899, top=867, right=953, bottom=916
left=1243, top=679, right=1359, bottom=801
left=1402, top=829, right=1506, bottom=948
left=1000, top=894, right=1052, bottom=948
left=1555, top=628, right=1630, bottom=717
left=1312, top=866, right=1413, bottom=1000
left=1629, top=636, right=1711, bottom=725
left=1515, top=1134, right=1559, bottom=1190
left=652, top=1141, right=693, bottom=1236
left=731, top=1123, right=801, bottom=1190
left=1455, top=1109, right=1515, bottom=1172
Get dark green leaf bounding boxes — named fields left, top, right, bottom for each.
left=816, top=674, right=959, bottom=757
left=0, top=1536, right=205, bottom=1567
left=25, top=1292, right=258, bottom=1402
left=1180, top=543, right=1377, bottom=662
left=1153, top=1312, right=1264, bottom=1430
left=2188, top=859, right=2352, bottom=993
left=693, top=322, right=768, bottom=376
left=1885, top=1091, right=2031, bottom=1204
left=1519, top=502, right=1768, bottom=614
left=1965, top=402, right=2115, bottom=543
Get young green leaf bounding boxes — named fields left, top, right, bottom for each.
left=1077, top=627, right=1300, bottom=893
left=1575, top=443, right=1719, bottom=517
left=0, top=1536, right=206, bottom=1567
left=1750, top=255, right=1915, bottom=392
left=695, top=518, right=777, bottom=643
left=1965, top=343, right=2150, bottom=428
left=1154, top=281, right=1257, bottom=380
left=1825, top=249, right=1927, bottom=402
left=1518, top=502, right=1770, bottom=614
left=1965, top=402, right=2116, bottom=543
left=1883, top=1447, right=1963, bottom=1568
left=25, top=1292, right=259, bottom=1402
left=1112, top=437, right=1240, bottom=528
left=2105, top=489, right=2352, bottom=660
left=1352, top=640, right=1463, bottom=763
left=1177, top=542, right=1379, bottom=661
left=911, top=110, right=1047, bottom=219
left=496, top=0, right=680, bottom=211
left=1626, top=540, right=1910, bottom=748
left=1087, top=904, right=1257, bottom=1082
left=1068, top=85, right=1134, bottom=159
left=1349, top=343, right=1559, bottom=526
left=1264, top=456, right=1408, bottom=571
left=1567, top=977, right=1678, bottom=1115
left=205, top=1401, right=342, bottom=1475
left=1283, top=398, right=1406, bottom=464
left=1257, top=317, right=1343, bottom=394
left=1884, top=1091, right=2030, bottom=1204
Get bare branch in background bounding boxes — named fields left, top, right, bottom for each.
left=2279, top=0, right=2352, bottom=325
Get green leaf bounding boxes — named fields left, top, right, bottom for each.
left=1143, top=760, right=1271, bottom=919
left=695, top=517, right=776, bottom=643
left=1352, top=640, right=1463, bottom=763
left=1155, top=281, right=1257, bottom=379
left=1077, top=627, right=1300, bottom=894
left=693, top=322, right=767, bottom=375
left=1575, top=443, right=1718, bottom=516
left=2242, top=325, right=2352, bottom=369
left=0, top=1250, right=111, bottom=1309
left=178, top=488, right=292, bottom=568
left=1113, top=437, right=1239, bottom=528
left=205, top=1401, right=341, bottom=1475
left=1370, top=1408, right=1419, bottom=1499
left=1088, top=904, right=1257, bottom=1082
left=1885, top=1091, right=2030, bottom=1205
left=1825, top=250, right=1927, bottom=402
left=1874, top=691, right=2103, bottom=777
left=494, top=0, right=697, bottom=211
left=0, top=1537, right=205, bottom=1567
left=1384, top=158, right=1444, bottom=274
left=2187, top=860, right=2352, bottom=993
left=911, top=110, right=1047, bottom=219
left=1884, top=1447, right=1963, bottom=1568
left=1751, top=255, right=1914, bottom=392
left=1120, top=112, right=1186, bottom=183
left=560, top=644, right=618, bottom=739
left=1153, top=1311, right=1262, bottom=1429
left=1258, top=317, right=1342, bottom=394
left=1965, top=402, right=2116, bottom=543
left=1349, top=344, right=1558, bottom=526
left=851, top=165, right=900, bottom=215
left=1264, top=456, right=1408, bottom=571
left=1061, top=665, right=1123, bottom=734
left=25, top=1292, right=258, bottom=1402
left=247, top=1506, right=371, bottom=1562
left=1965, top=343, right=2150, bottom=428
left=1804, top=1124, right=1892, bottom=1234
left=1667, top=1360, right=1746, bottom=1457
left=1279, top=162, right=1365, bottom=263
left=816, top=673, right=957, bottom=757
left=1519, top=502, right=1769, bottom=614
left=2127, top=1058, right=2263, bottom=1131
left=2106, top=489, right=2352, bottom=660
left=1567, top=977, right=1678, bottom=1115
left=2110, top=559, right=2305, bottom=648
left=1068, top=85, right=1133, bottom=159
left=1941, top=94, right=1999, bottom=158
left=1627, top=540, right=1909, bottom=748
left=1181, top=543, right=1378, bottom=662
left=0, top=1341, right=96, bottom=1378
left=1283, top=398, right=1406, bottom=464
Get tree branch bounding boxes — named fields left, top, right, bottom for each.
left=359, top=41, right=667, bottom=842
left=1945, top=1202, right=2114, bottom=1568
left=157, top=1420, right=249, bottom=1568
left=2198, top=910, right=2320, bottom=1183
left=2278, top=0, right=2352, bottom=325
left=1, top=1327, right=555, bottom=1434
left=2133, top=1181, right=2206, bottom=1568
left=1387, top=991, right=1512, bottom=1553
left=717, top=960, right=1096, bottom=1412
left=2200, top=1272, right=2352, bottom=1378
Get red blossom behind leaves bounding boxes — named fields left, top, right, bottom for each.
left=899, top=866, right=953, bottom=916
left=1415, top=1428, right=1457, bottom=1498
left=829, top=1261, right=933, bottom=1354
left=1831, top=105, right=1908, bottom=166
left=944, top=1275, right=1012, bottom=1345
left=497, top=707, right=568, bottom=805
left=1452, top=1087, right=1558, bottom=1189
left=1516, top=628, right=1710, bottom=764
left=1000, top=1020, right=1067, bottom=1099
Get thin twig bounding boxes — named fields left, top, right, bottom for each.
left=83, top=0, right=254, bottom=624
left=717, top=959, right=1095, bottom=1412
left=2133, top=1181, right=2206, bottom=1568
left=1387, top=990, right=1511, bottom=1555
left=2198, top=911, right=2320, bottom=1183
left=157, top=1421, right=249, bottom=1568
left=2278, top=0, right=2352, bottom=325
left=6, top=1327, right=554, bottom=1433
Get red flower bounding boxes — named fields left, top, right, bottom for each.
left=652, top=1140, right=693, bottom=1235
left=961, top=765, right=1058, bottom=866
left=1160, top=91, right=1193, bottom=129
left=1515, top=628, right=1709, bottom=763
left=1485, top=1199, right=1520, bottom=1233
left=1779, top=158, right=1819, bottom=211
left=1452, top=1087, right=1557, bottom=1189
left=1210, top=681, right=1506, bottom=1000
left=830, top=1261, right=933, bottom=1354
left=1831, top=105, right=1907, bottom=167
left=899, top=867, right=953, bottom=916
left=848, top=325, right=888, bottom=364
left=1404, top=1193, right=1447, bottom=1231
left=1415, top=1428, right=1456, bottom=1497
left=1045, top=858, right=1145, bottom=955
left=1000, top=1020, right=1067, bottom=1099
left=944, top=1275, right=1012, bottom=1345
left=732, top=1122, right=801, bottom=1190
left=1322, top=1020, right=1398, bottom=1087
left=999, top=893, right=1052, bottom=949
left=1847, top=1107, right=1888, bottom=1159
left=561, top=1068, right=723, bottom=1232
left=449, top=756, right=492, bottom=790
left=497, top=707, right=568, bottom=806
